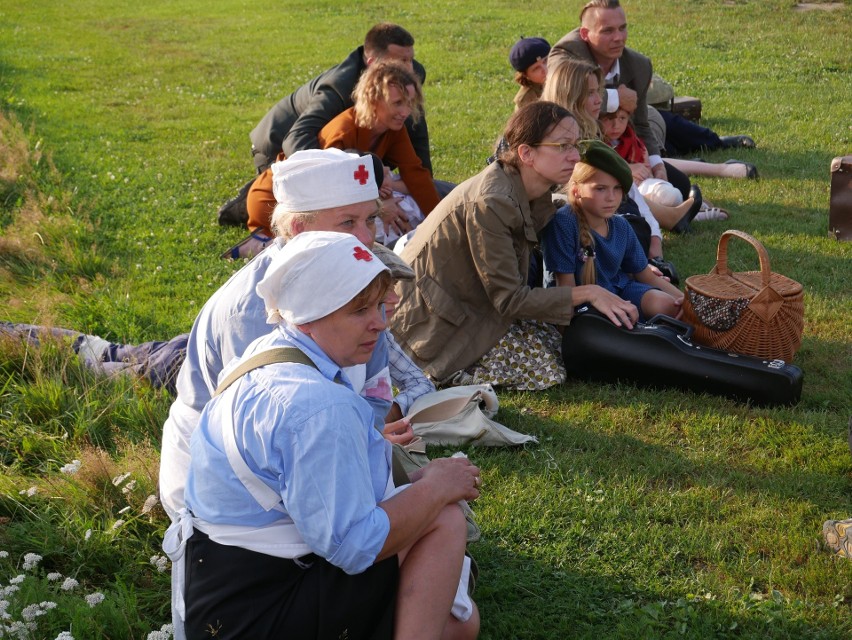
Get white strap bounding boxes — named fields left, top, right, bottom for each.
left=221, top=382, right=287, bottom=513
left=163, top=509, right=195, bottom=640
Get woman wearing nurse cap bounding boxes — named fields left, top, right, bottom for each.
left=167, top=231, right=480, bottom=639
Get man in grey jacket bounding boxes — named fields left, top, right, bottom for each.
left=549, top=0, right=667, bottom=181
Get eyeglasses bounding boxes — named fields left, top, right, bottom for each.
left=534, top=141, right=580, bottom=154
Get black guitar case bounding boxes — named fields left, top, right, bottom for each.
left=561, top=308, right=803, bottom=406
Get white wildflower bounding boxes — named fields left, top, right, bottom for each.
left=9, top=575, right=25, bottom=584
left=85, top=591, right=105, bottom=607
left=146, top=623, right=174, bottom=640
left=0, top=551, right=8, bottom=558
left=118, top=506, right=131, bottom=515
left=7, top=620, right=30, bottom=638
left=149, top=555, right=169, bottom=573
left=84, top=529, right=93, bottom=541
left=19, top=486, right=38, bottom=497
left=142, top=494, right=159, bottom=514
left=21, top=603, right=45, bottom=621
left=59, top=459, right=82, bottom=475
left=112, top=472, right=131, bottom=487
left=1, top=584, right=20, bottom=596
left=111, top=519, right=126, bottom=531
left=22, top=553, right=42, bottom=570
left=40, top=601, right=57, bottom=610
left=61, top=577, right=79, bottom=591
left=121, top=479, right=137, bottom=494
left=47, top=572, right=63, bottom=582
left=56, top=632, right=75, bottom=640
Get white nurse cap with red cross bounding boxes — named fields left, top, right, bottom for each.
left=271, top=148, right=379, bottom=213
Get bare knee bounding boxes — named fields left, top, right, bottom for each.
left=434, top=503, right=468, bottom=546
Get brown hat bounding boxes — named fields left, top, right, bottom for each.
left=371, top=242, right=415, bottom=280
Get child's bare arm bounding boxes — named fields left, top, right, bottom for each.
left=635, top=266, right=683, bottom=301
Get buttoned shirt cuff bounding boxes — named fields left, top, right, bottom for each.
left=606, top=88, right=620, bottom=113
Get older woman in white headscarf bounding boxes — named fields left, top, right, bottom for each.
left=165, top=231, right=480, bottom=640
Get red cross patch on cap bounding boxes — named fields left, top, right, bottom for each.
left=353, top=246, right=373, bottom=262
left=353, top=164, right=370, bottom=185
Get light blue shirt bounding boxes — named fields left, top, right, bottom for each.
left=185, top=324, right=392, bottom=575
left=160, top=239, right=392, bottom=519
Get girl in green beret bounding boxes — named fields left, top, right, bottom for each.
left=541, top=141, right=684, bottom=322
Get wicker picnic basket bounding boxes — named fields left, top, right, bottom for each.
left=681, top=230, right=804, bottom=362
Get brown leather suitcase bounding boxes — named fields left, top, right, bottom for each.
left=671, top=96, right=702, bottom=123
left=829, top=155, right=852, bottom=241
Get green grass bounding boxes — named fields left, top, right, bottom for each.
left=0, top=0, right=850, bottom=637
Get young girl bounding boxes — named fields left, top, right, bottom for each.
left=600, top=106, right=685, bottom=208
left=541, top=140, right=684, bottom=322
left=509, top=37, right=550, bottom=111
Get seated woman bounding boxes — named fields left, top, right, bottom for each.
left=247, top=63, right=439, bottom=245
left=390, top=102, right=638, bottom=391
left=540, top=57, right=702, bottom=241
left=541, top=140, right=684, bottom=322
left=166, top=231, right=480, bottom=639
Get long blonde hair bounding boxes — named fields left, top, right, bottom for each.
left=566, top=161, right=600, bottom=285
left=540, top=58, right=603, bottom=140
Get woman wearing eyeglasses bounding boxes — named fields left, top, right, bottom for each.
left=390, top=101, right=637, bottom=391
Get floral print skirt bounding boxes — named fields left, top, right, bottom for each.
left=470, top=319, right=566, bottom=391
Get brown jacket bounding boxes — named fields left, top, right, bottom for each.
left=390, top=162, right=575, bottom=380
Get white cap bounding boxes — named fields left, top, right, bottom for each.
left=256, top=231, right=389, bottom=325
left=271, top=148, right=379, bottom=211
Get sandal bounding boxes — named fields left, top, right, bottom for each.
left=694, top=203, right=729, bottom=221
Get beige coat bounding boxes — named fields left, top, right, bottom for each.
left=390, top=162, right=575, bottom=380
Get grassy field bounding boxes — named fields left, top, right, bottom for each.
left=0, top=0, right=850, bottom=638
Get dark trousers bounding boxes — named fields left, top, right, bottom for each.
left=660, top=110, right=725, bottom=155
left=184, top=529, right=398, bottom=640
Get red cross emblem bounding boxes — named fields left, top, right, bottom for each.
left=353, top=164, right=370, bottom=185
left=353, top=246, right=373, bottom=262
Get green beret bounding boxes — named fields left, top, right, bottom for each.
left=578, top=139, right=633, bottom=193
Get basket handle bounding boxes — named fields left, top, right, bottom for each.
left=711, top=229, right=772, bottom=287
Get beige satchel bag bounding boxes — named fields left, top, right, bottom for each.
left=405, top=384, right=537, bottom=447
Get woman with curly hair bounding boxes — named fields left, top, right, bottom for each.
left=245, top=62, right=438, bottom=246
left=318, top=61, right=440, bottom=244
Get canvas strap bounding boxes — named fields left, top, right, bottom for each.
left=213, top=346, right=411, bottom=487
left=214, top=347, right=318, bottom=397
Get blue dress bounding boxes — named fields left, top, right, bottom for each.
left=541, top=205, right=655, bottom=313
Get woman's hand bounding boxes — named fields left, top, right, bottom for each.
left=629, top=162, right=652, bottom=184
left=383, top=418, right=415, bottom=445
left=418, top=457, right=481, bottom=503
left=380, top=195, right=412, bottom=236
left=379, top=166, right=395, bottom=199
left=584, top=285, right=639, bottom=329
left=651, top=163, right=668, bottom=181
